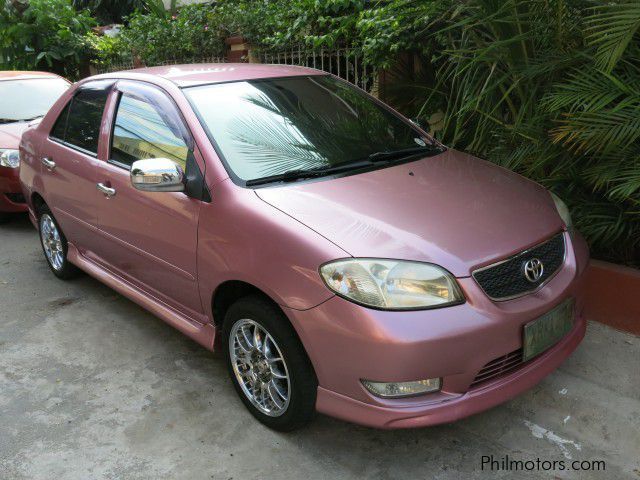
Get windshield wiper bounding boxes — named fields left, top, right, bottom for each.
left=368, top=145, right=443, bottom=163
left=0, top=118, right=19, bottom=125
left=246, top=169, right=325, bottom=186
left=245, top=145, right=445, bottom=187
left=245, top=160, right=375, bottom=187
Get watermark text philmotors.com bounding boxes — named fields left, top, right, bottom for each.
left=481, top=455, right=605, bottom=472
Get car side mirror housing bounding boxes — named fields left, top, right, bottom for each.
left=130, top=158, right=185, bottom=193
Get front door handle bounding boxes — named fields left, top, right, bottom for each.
left=41, top=157, right=56, bottom=171
left=97, top=183, right=116, bottom=198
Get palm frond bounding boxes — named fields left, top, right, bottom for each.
left=543, top=68, right=639, bottom=113
left=585, top=1, right=640, bottom=73
left=551, top=107, right=640, bottom=155
left=397, top=0, right=640, bottom=264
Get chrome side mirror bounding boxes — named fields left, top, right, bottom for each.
left=130, top=158, right=185, bottom=192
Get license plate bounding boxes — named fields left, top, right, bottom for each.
left=523, top=299, right=574, bottom=362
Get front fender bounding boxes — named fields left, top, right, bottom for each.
left=197, top=180, right=347, bottom=320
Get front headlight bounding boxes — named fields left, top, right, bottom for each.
left=0, top=149, right=20, bottom=169
left=550, top=192, right=573, bottom=232
left=320, top=259, right=464, bottom=310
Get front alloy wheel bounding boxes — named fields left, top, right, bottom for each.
left=229, top=319, right=291, bottom=416
left=223, top=295, right=317, bottom=431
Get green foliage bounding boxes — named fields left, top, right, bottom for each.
left=85, top=31, right=127, bottom=68
left=0, top=0, right=96, bottom=78
left=214, top=0, right=364, bottom=49
left=215, top=0, right=439, bottom=66
left=355, top=0, right=439, bottom=67
left=422, top=0, right=640, bottom=264
left=115, top=4, right=226, bottom=66
left=586, top=0, right=640, bottom=73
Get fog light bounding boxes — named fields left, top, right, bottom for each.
left=361, top=378, right=441, bottom=398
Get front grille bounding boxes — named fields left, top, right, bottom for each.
left=5, top=192, right=25, bottom=204
left=470, top=348, right=524, bottom=387
left=472, top=232, right=565, bottom=300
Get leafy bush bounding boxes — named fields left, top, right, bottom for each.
left=212, top=0, right=357, bottom=48
left=0, top=0, right=96, bottom=78
left=422, top=0, right=640, bottom=264
left=86, top=31, right=129, bottom=69
left=215, top=0, right=437, bottom=66
left=113, top=4, right=226, bottom=66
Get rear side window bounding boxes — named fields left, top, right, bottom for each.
left=65, top=89, right=109, bottom=154
left=51, top=82, right=111, bottom=155
left=111, top=93, right=191, bottom=170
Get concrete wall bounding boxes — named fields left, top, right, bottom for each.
left=584, top=260, right=640, bottom=335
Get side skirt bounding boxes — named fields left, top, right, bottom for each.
left=67, top=243, right=217, bottom=351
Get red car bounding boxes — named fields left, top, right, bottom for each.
left=19, top=65, right=589, bottom=431
left=0, top=71, right=70, bottom=223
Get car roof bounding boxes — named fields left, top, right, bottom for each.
left=90, top=63, right=326, bottom=88
left=0, top=71, right=67, bottom=82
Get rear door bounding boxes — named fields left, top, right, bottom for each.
left=94, top=80, right=205, bottom=317
left=41, top=80, right=113, bottom=250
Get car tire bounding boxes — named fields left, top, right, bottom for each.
left=222, top=295, right=317, bottom=431
left=0, top=212, right=10, bottom=224
left=37, top=205, right=80, bottom=280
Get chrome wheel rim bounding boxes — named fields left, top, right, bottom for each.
left=40, top=214, right=64, bottom=271
left=229, top=319, right=291, bottom=417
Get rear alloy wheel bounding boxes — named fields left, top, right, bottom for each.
left=38, top=207, right=79, bottom=279
left=223, top=295, right=317, bottom=431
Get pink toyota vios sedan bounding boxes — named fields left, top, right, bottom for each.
left=0, top=71, right=70, bottom=223
left=19, top=64, right=589, bottom=431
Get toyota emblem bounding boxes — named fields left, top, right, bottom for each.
left=523, top=258, right=544, bottom=283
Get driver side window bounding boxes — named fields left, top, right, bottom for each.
left=111, top=93, right=190, bottom=170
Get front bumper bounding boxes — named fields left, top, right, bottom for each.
left=0, top=167, right=27, bottom=213
left=284, top=231, right=590, bottom=429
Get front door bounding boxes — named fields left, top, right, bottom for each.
left=95, top=80, right=204, bottom=317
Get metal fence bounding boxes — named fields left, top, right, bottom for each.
left=95, top=61, right=135, bottom=74
left=258, top=46, right=377, bottom=94
left=94, top=47, right=377, bottom=94
left=95, top=56, right=226, bottom=74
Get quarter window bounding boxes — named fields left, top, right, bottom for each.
left=51, top=84, right=110, bottom=154
left=50, top=102, right=70, bottom=141
left=111, top=94, right=190, bottom=170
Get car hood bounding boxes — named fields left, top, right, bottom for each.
left=0, top=121, right=31, bottom=149
left=255, top=149, right=564, bottom=277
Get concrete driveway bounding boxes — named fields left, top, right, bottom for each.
left=1, top=216, right=638, bottom=480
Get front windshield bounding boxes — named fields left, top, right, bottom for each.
left=184, top=75, right=433, bottom=183
left=0, top=78, right=70, bottom=123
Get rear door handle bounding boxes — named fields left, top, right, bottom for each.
left=41, top=157, right=56, bottom=171
left=97, top=183, right=116, bottom=198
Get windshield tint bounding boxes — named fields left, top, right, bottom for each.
left=184, top=76, right=431, bottom=183
left=0, top=78, right=70, bottom=122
